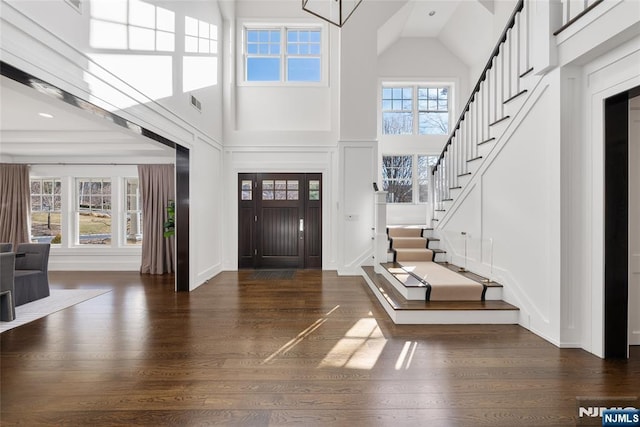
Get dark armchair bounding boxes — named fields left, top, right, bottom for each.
left=14, top=243, right=50, bottom=306
left=0, top=243, right=13, bottom=253
left=1, top=252, right=16, bottom=321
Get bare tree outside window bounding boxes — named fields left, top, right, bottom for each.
left=382, top=87, right=413, bottom=135
left=418, top=155, right=438, bottom=203
left=77, top=178, right=112, bottom=245
left=418, top=87, right=449, bottom=135
left=381, top=85, right=450, bottom=136
left=382, top=155, right=413, bottom=203
left=30, top=178, right=62, bottom=243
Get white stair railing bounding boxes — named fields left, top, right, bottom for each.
left=431, top=0, right=532, bottom=222
left=554, top=0, right=604, bottom=35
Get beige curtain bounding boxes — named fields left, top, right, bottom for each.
left=138, top=164, right=175, bottom=275
left=0, top=164, right=30, bottom=248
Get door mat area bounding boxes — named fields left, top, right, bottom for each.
left=248, top=270, right=296, bottom=280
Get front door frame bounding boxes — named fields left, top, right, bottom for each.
left=238, top=172, right=322, bottom=270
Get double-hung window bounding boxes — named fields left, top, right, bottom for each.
left=30, top=178, right=62, bottom=244
left=244, top=26, right=322, bottom=83
left=381, top=84, right=451, bottom=135
left=382, top=154, right=438, bottom=204
left=76, top=178, right=112, bottom=245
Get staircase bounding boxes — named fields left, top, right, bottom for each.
left=431, top=0, right=541, bottom=226
left=362, top=226, right=519, bottom=324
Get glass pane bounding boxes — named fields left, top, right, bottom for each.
left=247, top=30, right=259, bottom=42
left=287, top=190, right=299, bottom=200
left=78, top=211, right=112, bottom=245
left=275, top=180, right=286, bottom=190
left=247, top=57, right=280, bottom=81
left=129, top=26, right=155, bottom=51
left=287, top=180, right=299, bottom=190
left=309, top=190, right=320, bottom=201
left=241, top=180, right=252, bottom=190
left=262, top=191, right=274, bottom=200
left=309, top=180, right=320, bottom=190
left=157, top=7, right=175, bottom=32
left=382, top=112, right=413, bottom=135
left=419, top=112, right=448, bottom=135
left=199, top=38, right=209, bottom=53
left=185, top=17, right=198, bottom=36
left=242, top=190, right=252, bottom=201
left=263, top=180, right=274, bottom=190
left=185, top=35, right=198, bottom=53
left=275, top=191, right=286, bottom=200
left=31, top=196, right=41, bottom=211
left=31, top=180, right=41, bottom=193
left=287, top=58, right=321, bottom=82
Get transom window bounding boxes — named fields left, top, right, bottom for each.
left=245, top=26, right=322, bottom=83
left=381, top=85, right=450, bottom=135
left=89, top=0, right=176, bottom=52
left=262, top=180, right=299, bottom=200
left=185, top=16, right=217, bottom=54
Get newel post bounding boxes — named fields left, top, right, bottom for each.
left=374, top=191, right=388, bottom=274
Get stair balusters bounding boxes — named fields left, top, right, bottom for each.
left=431, top=0, right=531, bottom=224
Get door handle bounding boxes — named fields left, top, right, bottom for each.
left=299, top=218, right=304, bottom=232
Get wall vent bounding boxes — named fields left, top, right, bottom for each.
left=64, top=0, right=82, bottom=13
left=190, top=95, right=202, bottom=112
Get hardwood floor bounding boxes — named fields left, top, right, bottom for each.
left=1, top=270, right=638, bottom=426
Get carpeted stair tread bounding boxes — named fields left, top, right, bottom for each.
left=391, top=237, right=428, bottom=249
left=401, top=261, right=486, bottom=301
left=394, top=248, right=434, bottom=262
left=387, top=227, right=423, bottom=238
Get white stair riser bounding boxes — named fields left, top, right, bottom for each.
left=362, top=273, right=518, bottom=325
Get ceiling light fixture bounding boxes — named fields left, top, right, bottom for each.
left=302, top=0, right=363, bottom=28
left=38, top=112, right=54, bottom=119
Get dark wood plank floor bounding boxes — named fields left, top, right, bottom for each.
left=1, top=270, right=638, bottom=426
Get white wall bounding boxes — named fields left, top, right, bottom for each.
left=435, top=70, right=563, bottom=345
left=1, top=0, right=225, bottom=290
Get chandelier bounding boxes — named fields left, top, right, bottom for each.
left=302, top=0, right=363, bottom=28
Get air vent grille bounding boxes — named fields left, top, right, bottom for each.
left=65, top=0, right=81, bottom=12
left=190, top=95, right=202, bottom=112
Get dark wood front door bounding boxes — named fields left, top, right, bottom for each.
left=238, top=173, right=322, bottom=269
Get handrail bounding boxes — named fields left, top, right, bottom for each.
left=553, top=0, right=604, bottom=36
left=433, top=0, right=524, bottom=174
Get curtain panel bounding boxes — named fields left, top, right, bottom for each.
left=138, top=164, right=175, bottom=275
left=0, top=163, right=30, bottom=247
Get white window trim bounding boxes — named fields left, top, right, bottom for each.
left=378, top=79, right=457, bottom=138
left=381, top=153, right=439, bottom=205
left=237, top=19, right=329, bottom=87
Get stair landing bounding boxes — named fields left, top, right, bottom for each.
left=361, top=266, right=519, bottom=325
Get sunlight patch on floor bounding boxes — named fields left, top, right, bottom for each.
left=262, top=305, right=340, bottom=364
left=318, top=318, right=387, bottom=370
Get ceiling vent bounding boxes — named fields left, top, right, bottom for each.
left=190, top=94, right=202, bottom=112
